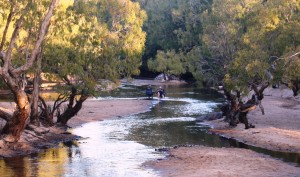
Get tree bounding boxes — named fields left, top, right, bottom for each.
left=41, top=0, right=147, bottom=125
left=198, top=0, right=268, bottom=127
left=0, top=0, right=58, bottom=142
left=214, top=0, right=300, bottom=127
left=147, top=50, right=186, bottom=80
left=260, top=0, right=300, bottom=95
left=224, top=0, right=300, bottom=97
left=140, top=0, right=212, bottom=80
left=28, top=0, right=74, bottom=127
left=273, top=50, right=300, bottom=96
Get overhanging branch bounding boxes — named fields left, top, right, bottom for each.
left=12, top=0, right=58, bottom=75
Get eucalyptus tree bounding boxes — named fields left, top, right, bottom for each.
left=201, top=0, right=261, bottom=85
left=29, top=0, right=74, bottom=126
left=207, top=0, right=299, bottom=128
left=259, top=0, right=300, bottom=95
left=142, top=0, right=179, bottom=56
left=171, top=0, right=213, bottom=83
left=142, top=0, right=212, bottom=79
left=200, top=0, right=268, bottom=127
left=225, top=0, right=300, bottom=98
left=0, top=0, right=58, bottom=142
left=42, top=0, right=147, bottom=125
left=147, top=50, right=186, bottom=80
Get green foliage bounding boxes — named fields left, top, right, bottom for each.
left=142, top=0, right=179, bottom=52
left=0, top=0, right=57, bottom=67
left=201, top=0, right=258, bottom=86
left=139, top=0, right=212, bottom=79
left=184, top=47, right=204, bottom=81
left=1, top=0, right=299, bottom=97
left=199, top=0, right=300, bottom=95
left=280, top=49, right=300, bottom=87
left=42, top=0, right=147, bottom=97
left=129, top=0, right=300, bottom=95
left=147, top=50, right=186, bottom=77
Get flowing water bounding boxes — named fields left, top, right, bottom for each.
left=0, top=84, right=299, bottom=176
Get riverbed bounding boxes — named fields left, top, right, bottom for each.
left=1, top=84, right=299, bottom=176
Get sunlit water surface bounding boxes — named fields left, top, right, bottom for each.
left=1, top=84, right=299, bottom=177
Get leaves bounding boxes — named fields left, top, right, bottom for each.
left=148, top=49, right=186, bottom=76
left=199, top=0, right=300, bottom=95
left=42, top=0, right=147, bottom=96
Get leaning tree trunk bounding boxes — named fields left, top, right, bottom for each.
left=251, top=82, right=269, bottom=115
left=56, top=88, right=89, bottom=125
left=223, top=89, right=240, bottom=126
left=221, top=89, right=257, bottom=129
left=30, top=73, right=40, bottom=126
left=2, top=89, right=31, bottom=142
left=56, top=96, right=88, bottom=125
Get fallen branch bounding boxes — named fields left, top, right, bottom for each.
left=23, top=130, right=47, bottom=141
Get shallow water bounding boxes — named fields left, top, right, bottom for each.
left=0, top=84, right=299, bottom=177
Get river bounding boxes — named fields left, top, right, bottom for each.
left=0, top=84, right=299, bottom=176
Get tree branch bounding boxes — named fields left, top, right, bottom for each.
left=13, top=0, right=58, bottom=75
left=0, top=0, right=15, bottom=51
left=251, top=84, right=259, bottom=95
left=259, top=82, right=269, bottom=94
left=0, top=51, right=6, bottom=60
left=270, top=51, right=300, bottom=66
left=2, top=3, right=29, bottom=76
left=52, top=94, right=68, bottom=114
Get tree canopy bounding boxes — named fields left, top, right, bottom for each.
left=140, top=0, right=299, bottom=95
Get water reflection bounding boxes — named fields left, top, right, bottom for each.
left=1, top=84, right=299, bottom=177
left=100, top=84, right=224, bottom=102
left=227, top=139, right=300, bottom=166
left=0, top=144, right=70, bottom=177
left=129, top=120, right=225, bottom=147
left=65, top=121, right=163, bottom=177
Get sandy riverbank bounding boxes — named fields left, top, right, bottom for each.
left=146, top=85, right=300, bottom=176
left=146, top=146, right=300, bottom=177
left=0, top=99, right=152, bottom=158
left=67, top=99, right=152, bottom=127
left=0, top=79, right=179, bottom=157
left=0, top=80, right=299, bottom=176
left=207, top=86, right=300, bottom=153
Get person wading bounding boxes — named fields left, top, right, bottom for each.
left=156, top=86, right=166, bottom=99
left=145, top=85, right=154, bottom=99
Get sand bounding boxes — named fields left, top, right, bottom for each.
left=207, top=86, right=300, bottom=153
left=0, top=99, right=152, bottom=158
left=146, top=85, right=300, bottom=176
left=146, top=146, right=300, bottom=177
left=68, top=99, right=152, bottom=127
left=0, top=81, right=300, bottom=176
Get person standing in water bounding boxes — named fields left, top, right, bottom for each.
left=145, top=85, right=154, bottom=99
left=156, top=86, right=165, bottom=99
